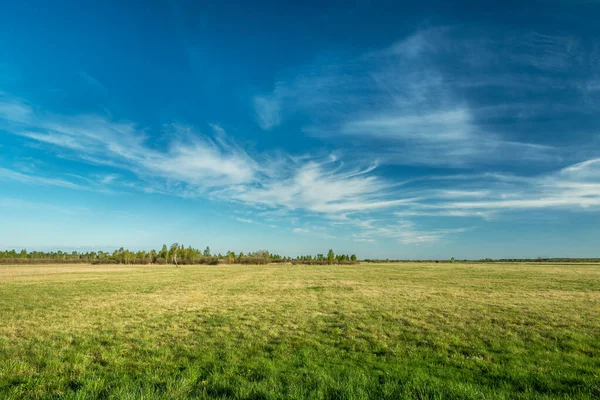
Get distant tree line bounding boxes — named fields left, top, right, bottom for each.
left=362, top=258, right=600, bottom=263
left=291, top=249, right=358, bottom=265
left=2, top=248, right=596, bottom=265
left=0, top=245, right=359, bottom=266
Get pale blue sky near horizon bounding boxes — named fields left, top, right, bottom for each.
left=1, top=0, right=599, bottom=259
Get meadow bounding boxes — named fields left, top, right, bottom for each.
left=0, top=263, right=598, bottom=399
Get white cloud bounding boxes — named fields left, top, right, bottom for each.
left=4, top=89, right=599, bottom=246
left=144, top=136, right=256, bottom=186
left=229, top=159, right=418, bottom=214
left=254, top=27, right=588, bottom=168
left=0, top=198, right=87, bottom=215
left=99, top=174, right=118, bottom=185
left=559, top=158, right=600, bottom=180
left=0, top=167, right=81, bottom=190
left=253, top=93, right=282, bottom=130
left=351, top=219, right=471, bottom=245
left=354, top=238, right=375, bottom=243
left=0, top=95, right=258, bottom=189
left=403, top=159, right=600, bottom=215
left=394, top=210, right=495, bottom=219
left=78, top=71, right=106, bottom=91
left=511, top=33, right=582, bottom=72
left=0, top=98, right=32, bottom=123
left=3, top=21, right=600, bottom=248
left=342, top=108, right=471, bottom=142
left=2, top=93, right=417, bottom=223
left=436, top=190, right=491, bottom=198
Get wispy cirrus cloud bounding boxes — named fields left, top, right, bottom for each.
left=351, top=219, right=471, bottom=245
left=253, top=26, right=600, bottom=168
left=228, top=158, right=418, bottom=214
left=98, top=174, right=119, bottom=185
left=1, top=93, right=453, bottom=245
left=253, top=92, right=283, bottom=130
left=0, top=167, right=81, bottom=190
left=0, top=197, right=88, bottom=215
left=3, top=23, right=600, bottom=246
left=78, top=71, right=106, bottom=92
left=395, top=160, right=600, bottom=217
left=0, top=166, right=121, bottom=195
left=1, top=94, right=258, bottom=190
left=2, top=88, right=600, bottom=245
left=0, top=92, right=419, bottom=220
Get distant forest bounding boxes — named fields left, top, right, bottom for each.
left=0, top=245, right=358, bottom=265
left=0, top=247, right=598, bottom=265
left=363, top=258, right=600, bottom=263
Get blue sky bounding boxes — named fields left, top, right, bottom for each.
left=1, top=0, right=599, bottom=259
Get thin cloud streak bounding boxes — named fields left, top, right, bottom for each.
left=351, top=219, right=472, bottom=245
left=1, top=95, right=258, bottom=188
left=3, top=17, right=600, bottom=248
left=253, top=93, right=282, bottom=130
left=254, top=26, right=600, bottom=168
left=0, top=167, right=81, bottom=190
left=2, top=89, right=599, bottom=244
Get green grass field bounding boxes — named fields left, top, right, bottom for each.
left=0, top=263, right=599, bottom=399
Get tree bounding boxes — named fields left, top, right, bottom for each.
left=159, top=244, right=169, bottom=262
left=350, top=254, right=357, bottom=262
left=170, top=243, right=179, bottom=265
left=204, top=246, right=211, bottom=257
left=149, top=249, right=157, bottom=264
left=186, top=246, right=194, bottom=264
left=116, top=247, right=125, bottom=264
left=327, top=249, right=335, bottom=265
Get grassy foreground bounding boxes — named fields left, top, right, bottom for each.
left=0, top=263, right=599, bottom=399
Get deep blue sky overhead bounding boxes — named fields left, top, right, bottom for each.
left=1, top=0, right=599, bottom=258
